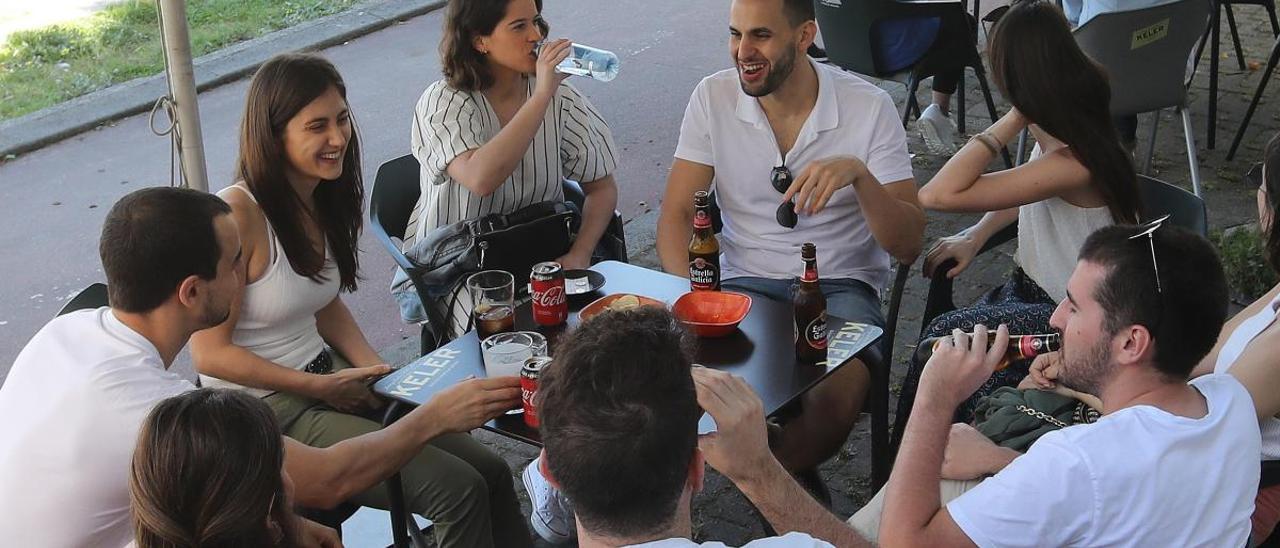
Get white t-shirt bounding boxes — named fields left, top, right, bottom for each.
left=0, top=308, right=195, bottom=547
left=675, top=58, right=914, bottom=291
left=625, top=531, right=834, bottom=547
left=1215, top=292, right=1280, bottom=459
left=947, top=374, right=1260, bottom=547
left=405, top=77, right=618, bottom=246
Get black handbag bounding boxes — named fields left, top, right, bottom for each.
left=403, top=200, right=579, bottom=297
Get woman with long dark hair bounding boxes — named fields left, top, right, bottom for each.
left=400, top=0, right=619, bottom=336
left=190, top=53, right=529, bottom=548
left=900, top=0, right=1142, bottom=422
left=130, top=389, right=338, bottom=548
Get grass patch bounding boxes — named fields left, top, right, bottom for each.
left=1217, top=224, right=1278, bottom=304
left=0, top=0, right=362, bottom=121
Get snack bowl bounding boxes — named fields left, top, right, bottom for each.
left=579, top=293, right=666, bottom=321
left=672, top=291, right=752, bottom=338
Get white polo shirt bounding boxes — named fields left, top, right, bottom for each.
left=0, top=308, right=195, bottom=548
left=674, top=58, right=915, bottom=291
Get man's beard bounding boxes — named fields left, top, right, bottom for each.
left=1056, top=336, right=1112, bottom=396
left=199, top=296, right=232, bottom=329
left=740, top=46, right=797, bottom=98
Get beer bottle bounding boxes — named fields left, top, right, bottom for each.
left=913, top=332, right=1061, bottom=371
left=794, top=243, right=827, bottom=363
left=689, top=190, right=721, bottom=291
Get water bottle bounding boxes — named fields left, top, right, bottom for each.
left=539, top=43, right=620, bottom=82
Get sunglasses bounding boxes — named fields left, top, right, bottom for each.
left=1128, top=214, right=1170, bottom=294
left=771, top=165, right=797, bottom=228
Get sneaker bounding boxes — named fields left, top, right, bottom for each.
left=918, top=103, right=960, bottom=155
left=522, top=457, right=576, bottom=543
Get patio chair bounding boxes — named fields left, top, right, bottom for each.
left=370, top=154, right=630, bottom=356
left=1074, top=0, right=1212, bottom=196
left=1193, top=0, right=1279, bottom=149
left=706, top=192, right=907, bottom=490
left=814, top=0, right=1011, bottom=167
left=55, top=283, right=109, bottom=317
left=1227, top=32, right=1280, bottom=160
left=890, top=175, right=1207, bottom=454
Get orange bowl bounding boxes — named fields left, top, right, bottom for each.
left=672, top=291, right=752, bottom=338
left=579, top=293, right=666, bottom=321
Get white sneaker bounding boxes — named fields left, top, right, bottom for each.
left=522, top=456, right=576, bottom=543
left=918, top=103, right=959, bottom=155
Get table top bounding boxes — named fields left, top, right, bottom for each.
left=373, top=261, right=882, bottom=446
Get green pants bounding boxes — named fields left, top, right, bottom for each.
left=264, top=357, right=531, bottom=548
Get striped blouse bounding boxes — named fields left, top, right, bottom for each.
left=405, top=77, right=618, bottom=246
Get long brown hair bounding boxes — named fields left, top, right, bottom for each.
left=237, top=53, right=363, bottom=292
left=1264, top=133, right=1280, bottom=271
left=988, top=0, right=1141, bottom=224
left=130, top=389, right=296, bottom=547
left=440, top=0, right=549, bottom=91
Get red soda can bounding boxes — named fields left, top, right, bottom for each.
left=530, top=261, right=568, bottom=326
left=521, top=356, right=551, bottom=428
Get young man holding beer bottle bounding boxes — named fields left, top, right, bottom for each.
left=655, top=0, right=925, bottom=480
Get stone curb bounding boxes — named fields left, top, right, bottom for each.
left=0, top=0, right=445, bottom=158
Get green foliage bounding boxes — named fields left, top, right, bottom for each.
left=0, top=0, right=361, bottom=120
left=1217, top=225, right=1279, bottom=303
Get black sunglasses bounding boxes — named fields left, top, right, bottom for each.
left=771, top=165, right=797, bottom=228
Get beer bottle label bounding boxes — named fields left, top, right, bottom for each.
left=689, top=256, right=720, bottom=290
left=805, top=312, right=828, bottom=350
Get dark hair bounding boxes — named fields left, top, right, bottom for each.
left=781, top=0, right=816, bottom=26
left=100, top=187, right=232, bottom=313
left=538, top=307, right=699, bottom=539
left=988, top=0, right=1141, bottom=224
left=1264, top=133, right=1280, bottom=270
left=440, top=0, right=550, bottom=92
left=237, top=53, right=363, bottom=292
left=130, top=389, right=296, bottom=547
left=1077, top=224, right=1228, bottom=379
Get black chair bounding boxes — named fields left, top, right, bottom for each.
left=55, top=283, right=109, bottom=317
left=1227, top=33, right=1280, bottom=160
left=814, top=0, right=1009, bottom=168
left=1193, top=0, right=1279, bottom=149
left=890, top=175, right=1208, bottom=454
left=707, top=192, right=907, bottom=490
left=370, top=154, right=630, bottom=356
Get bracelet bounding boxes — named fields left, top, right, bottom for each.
left=971, top=131, right=1004, bottom=156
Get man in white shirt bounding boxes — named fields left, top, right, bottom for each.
left=655, top=0, right=926, bottom=479
left=873, top=223, right=1260, bottom=546
left=537, top=306, right=863, bottom=547
left=0, top=187, right=520, bottom=547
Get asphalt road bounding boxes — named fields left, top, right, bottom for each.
left=0, top=0, right=736, bottom=382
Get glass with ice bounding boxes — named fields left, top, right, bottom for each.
left=481, top=332, right=536, bottom=378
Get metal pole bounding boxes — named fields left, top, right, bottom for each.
left=158, top=0, right=209, bottom=192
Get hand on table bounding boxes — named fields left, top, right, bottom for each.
left=424, top=376, right=522, bottom=433
left=555, top=249, right=591, bottom=271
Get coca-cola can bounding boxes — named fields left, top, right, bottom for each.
left=530, top=261, right=568, bottom=326
left=521, top=356, right=551, bottom=428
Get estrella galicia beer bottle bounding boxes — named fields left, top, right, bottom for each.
left=913, top=332, right=1061, bottom=371
left=794, top=243, right=827, bottom=363
left=689, top=191, right=721, bottom=291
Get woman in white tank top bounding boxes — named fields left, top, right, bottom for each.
left=189, top=53, right=530, bottom=548
left=1194, top=134, right=1280, bottom=545
left=895, top=7, right=1143, bottom=427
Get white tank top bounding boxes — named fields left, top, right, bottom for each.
left=1214, top=291, right=1280, bottom=459
left=200, top=185, right=340, bottom=398
left=1015, top=196, right=1114, bottom=303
